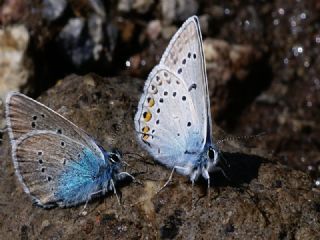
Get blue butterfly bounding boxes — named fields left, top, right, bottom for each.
left=135, top=16, right=220, bottom=187
left=6, top=92, right=132, bottom=208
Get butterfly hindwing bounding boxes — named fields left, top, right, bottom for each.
left=13, top=131, right=106, bottom=207
left=135, top=66, right=204, bottom=172
left=4, top=92, right=123, bottom=207
left=6, top=92, right=104, bottom=160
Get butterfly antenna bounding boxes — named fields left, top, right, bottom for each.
left=123, top=151, right=155, bottom=166
left=216, top=132, right=267, bottom=145
left=121, top=160, right=130, bottom=166
left=119, top=153, right=147, bottom=182
left=123, top=152, right=145, bottom=160
left=122, top=152, right=146, bottom=169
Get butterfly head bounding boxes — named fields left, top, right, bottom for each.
left=207, top=145, right=219, bottom=168
left=191, top=145, right=219, bottom=182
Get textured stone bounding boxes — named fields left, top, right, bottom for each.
left=0, top=25, right=33, bottom=101
left=0, top=74, right=319, bottom=239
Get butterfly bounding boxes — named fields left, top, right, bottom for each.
left=134, top=16, right=220, bottom=187
left=6, top=92, right=132, bottom=208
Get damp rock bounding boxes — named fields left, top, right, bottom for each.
left=0, top=0, right=26, bottom=24
left=198, top=14, right=210, bottom=36
left=58, top=18, right=94, bottom=67
left=41, top=0, right=67, bottom=21
left=41, top=219, right=50, bottom=229
left=161, top=25, right=177, bottom=40
left=0, top=25, right=33, bottom=101
left=56, top=14, right=117, bottom=69
left=118, top=0, right=154, bottom=14
left=204, top=38, right=261, bottom=80
left=209, top=5, right=225, bottom=19
left=161, top=0, right=199, bottom=24
left=146, top=20, right=161, bottom=41
left=203, top=38, right=264, bottom=119
left=228, top=1, right=320, bottom=180
left=0, top=74, right=319, bottom=239
left=82, top=219, right=94, bottom=234
left=132, top=0, right=154, bottom=14
left=117, top=0, right=131, bottom=12
left=69, top=0, right=106, bottom=18
left=88, top=14, right=104, bottom=61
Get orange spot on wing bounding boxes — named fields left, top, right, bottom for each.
left=147, top=98, right=155, bottom=107
left=142, top=126, right=150, bottom=133
left=143, top=134, right=149, bottom=140
left=143, top=111, right=152, bottom=122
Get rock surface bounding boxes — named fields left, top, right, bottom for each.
left=0, top=74, right=319, bottom=239
left=0, top=25, right=33, bottom=101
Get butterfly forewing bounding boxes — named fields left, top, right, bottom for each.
left=6, top=92, right=104, bottom=160
left=159, top=16, right=212, bottom=145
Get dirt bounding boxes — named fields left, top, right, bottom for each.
left=0, top=0, right=320, bottom=239
left=0, top=74, right=318, bottom=239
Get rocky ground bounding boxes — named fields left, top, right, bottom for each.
left=0, top=75, right=319, bottom=239
left=0, top=0, right=320, bottom=239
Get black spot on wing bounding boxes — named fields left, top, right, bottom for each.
left=184, top=150, right=197, bottom=155
left=188, top=83, right=197, bottom=91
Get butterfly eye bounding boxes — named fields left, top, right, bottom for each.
left=109, top=149, right=122, bottom=163
left=110, top=155, right=120, bottom=163
left=208, top=147, right=215, bottom=159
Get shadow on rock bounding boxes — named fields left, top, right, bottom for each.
left=208, top=151, right=268, bottom=188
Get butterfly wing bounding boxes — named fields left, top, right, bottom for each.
left=13, top=131, right=106, bottom=207
left=135, top=16, right=211, bottom=175
left=160, top=16, right=212, bottom=145
left=5, top=92, right=104, bottom=160
left=135, top=66, right=204, bottom=175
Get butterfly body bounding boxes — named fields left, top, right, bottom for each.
left=6, top=92, right=127, bottom=208
left=135, top=16, right=220, bottom=184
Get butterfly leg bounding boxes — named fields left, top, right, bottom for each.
left=80, top=199, right=90, bottom=215
left=118, top=171, right=143, bottom=186
left=206, top=175, right=211, bottom=206
left=157, top=166, right=189, bottom=194
left=110, top=179, right=121, bottom=205
left=80, top=188, right=105, bottom=215
left=118, top=171, right=135, bottom=181
left=204, top=170, right=211, bottom=190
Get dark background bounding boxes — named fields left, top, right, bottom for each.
left=0, top=0, right=319, bottom=187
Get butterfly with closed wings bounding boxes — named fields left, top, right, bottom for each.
left=135, top=16, right=221, bottom=188
left=6, top=92, right=132, bottom=208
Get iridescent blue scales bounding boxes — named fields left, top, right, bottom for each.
left=135, top=16, right=220, bottom=185
left=6, top=92, right=130, bottom=208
